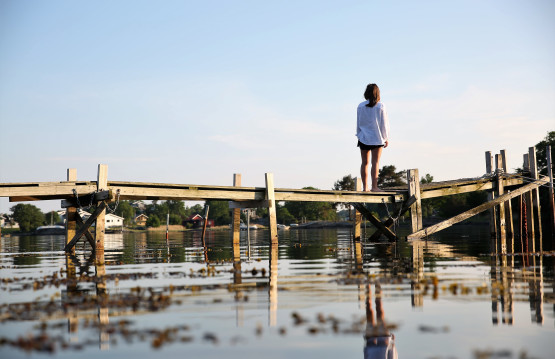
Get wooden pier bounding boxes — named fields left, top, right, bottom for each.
left=0, top=146, right=553, bottom=254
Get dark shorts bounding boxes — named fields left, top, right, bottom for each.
left=357, top=140, right=384, bottom=151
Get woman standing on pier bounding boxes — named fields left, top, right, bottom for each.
left=357, top=83, right=390, bottom=192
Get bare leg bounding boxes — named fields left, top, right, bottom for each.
left=370, top=147, right=383, bottom=191
left=360, top=149, right=371, bottom=191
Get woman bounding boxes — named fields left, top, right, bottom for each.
left=356, top=83, right=390, bottom=192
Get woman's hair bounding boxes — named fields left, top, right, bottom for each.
left=364, top=83, right=380, bottom=107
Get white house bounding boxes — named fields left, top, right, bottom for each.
left=58, top=210, right=124, bottom=229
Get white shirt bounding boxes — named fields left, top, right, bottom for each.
left=356, top=101, right=390, bottom=146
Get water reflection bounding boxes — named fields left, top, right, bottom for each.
left=364, top=283, right=398, bottom=359
left=0, top=228, right=553, bottom=358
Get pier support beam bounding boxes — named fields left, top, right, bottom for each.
left=500, top=150, right=514, bottom=252
left=354, top=177, right=362, bottom=240
left=95, top=164, right=108, bottom=252
left=495, top=154, right=507, bottom=254
left=265, top=173, right=278, bottom=244
left=65, top=168, right=78, bottom=254
left=231, top=174, right=242, bottom=245
left=486, top=152, right=498, bottom=251
left=529, top=147, right=543, bottom=252
left=407, top=169, right=422, bottom=234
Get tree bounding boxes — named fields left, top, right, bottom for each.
left=204, top=200, right=230, bottom=225
left=115, top=201, right=135, bottom=226
left=277, top=203, right=296, bottom=224
left=44, top=211, right=61, bottom=225
left=11, top=204, right=45, bottom=232
left=332, top=174, right=356, bottom=219
left=534, top=131, right=555, bottom=176
left=283, top=187, right=337, bottom=222
left=146, top=214, right=161, bottom=228
left=378, top=165, right=406, bottom=188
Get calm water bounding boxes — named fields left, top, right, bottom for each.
left=0, top=225, right=554, bottom=359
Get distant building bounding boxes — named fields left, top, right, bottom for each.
left=58, top=210, right=124, bottom=229
left=130, top=200, right=146, bottom=212
left=134, top=214, right=148, bottom=227
left=184, top=214, right=214, bottom=228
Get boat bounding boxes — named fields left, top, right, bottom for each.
left=35, top=225, right=65, bottom=235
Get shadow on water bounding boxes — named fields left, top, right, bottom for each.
left=0, top=226, right=553, bottom=358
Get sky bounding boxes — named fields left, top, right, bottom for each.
left=1, top=0, right=554, bottom=213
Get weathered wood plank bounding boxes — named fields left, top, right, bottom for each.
left=95, top=164, right=108, bottom=252
left=231, top=174, right=242, bottom=245
left=500, top=150, right=514, bottom=251
left=60, top=190, right=112, bottom=208
left=266, top=173, right=278, bottom=244
left=407, top=169, right=422, bottom=233
left=407, top=178, right=546, bottom=240
left=65, top=169, right=78, bottom=254
left=529, top=147, right=543, bottom=251
left=229, top=200, right=269, bottom=209
left=496, top=154, right=507, bottom=253
left=353, top=178, right=362, bottom=240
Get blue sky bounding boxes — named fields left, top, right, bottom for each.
left=1, top=0, right=554, bottom=213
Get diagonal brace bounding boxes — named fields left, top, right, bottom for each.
left=64, top=201, right=107, bottom=252
left=351, top=203, right=397, bottom=242
left=368, top=195, right=417, bottom=241
left=75, top=212, right=96, bottom=249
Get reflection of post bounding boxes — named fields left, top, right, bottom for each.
left=65, top=253, right=79, bottom=339
left=354, top=240, right=363, bottom=273
left=95, top=250, right=109, bottom=349
left=491, top=258, right=499, bottom=325
left=411, top=241, right=424, bottom=307
left=528, top=257, right=544, bottom=324
left=269, top=243, right=278, bottom=327
left=499, top=256, right=514, bottom=325
left=232, top=241, right=243, bottom=326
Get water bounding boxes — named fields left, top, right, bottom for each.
left=0, top=226, right=553, bottom=359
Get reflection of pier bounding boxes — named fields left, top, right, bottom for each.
left=406, top=238, right=550, bottom=327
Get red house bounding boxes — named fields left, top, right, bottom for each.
left=184, top=214, right=214, bottom=228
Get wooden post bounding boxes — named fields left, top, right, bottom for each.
left=495, top=155, right=507, bottom=254
left=265, top=173, right=278, bottom=244
left=546, top=145, right=555, bottom=248
left=529, top=147, right=543, bottom=252
left=407, top=169, right=422, bottom=233
left=486, top=151, right=498, bottom=250
left=500, top=150, right=514, bottom=252
left=353, top=177, right=362, bottom=240
left=201, top=205, right=210, bottom=249
left=95, top=164, right=108, bottom=252
left=66, top=169, right=78, bottom=254
left=523, top=154, right=535, bottom=251
left=231, top=174, right=242, bottom=245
